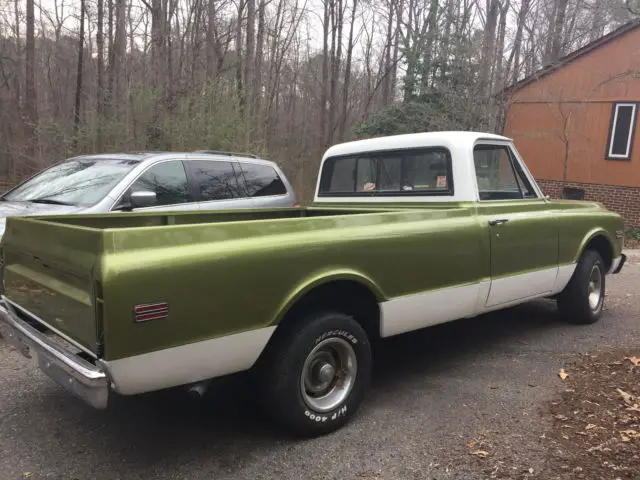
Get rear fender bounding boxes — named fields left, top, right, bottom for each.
left=269, top=269, right=386, bottom=327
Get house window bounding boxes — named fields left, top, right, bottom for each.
left=607, top=102, right=637, bottom=160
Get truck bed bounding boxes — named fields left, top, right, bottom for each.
left=1, top=204, right=474, bottom=360
left=44, top=206, right=399, bottom=230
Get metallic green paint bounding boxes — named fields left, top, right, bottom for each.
left=475, top=199, right=559, bottom=279
left=0, top=194, right=624, bottom=362
left=270, top=269, right=386, bottom=326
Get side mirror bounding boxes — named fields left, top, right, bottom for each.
left=130, top=190, right=157, bottom=209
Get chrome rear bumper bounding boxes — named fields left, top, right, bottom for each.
left=0, top=298, right=109, bottom=409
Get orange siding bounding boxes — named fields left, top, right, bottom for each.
left=508, top=27, right=640, bottom=104
left=506, top=102, right=640, bottom=187
left=503, top=25, right=640, bottom=188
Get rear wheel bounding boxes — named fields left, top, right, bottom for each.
left=557, top=249, right=606, bottom=324
left=258, top=311, right=372, bottom=437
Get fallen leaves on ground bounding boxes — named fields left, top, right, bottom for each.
left=623, top=356, right=640, bottom=366
left=558, top=368, right=569, bottom=380
left=617, top=388, right=634, bottom=404
left=545, top=351, right=640, bottom=478
left=470, top=450, right=489, bottom=457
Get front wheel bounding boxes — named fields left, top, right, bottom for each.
left=557, top=249, right=606, bottom=324
left=258, top=311, right=372, bottom=437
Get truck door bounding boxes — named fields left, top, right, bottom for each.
left=473, top=142, right=559, bottom=308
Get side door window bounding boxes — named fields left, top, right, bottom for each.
left=116, top=160, right=193, bottom=209
left=187, top=160, right=243, bottom=201
left=239, top=162, right=287, bottom=197
left=473, top=145, right=536, bottom=200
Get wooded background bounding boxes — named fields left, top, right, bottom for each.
left=0, top=0, right=638, bottom=200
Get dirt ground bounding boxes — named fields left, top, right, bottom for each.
left=464, top=351, right=640, bottom=480
left=544, top=351, right=640, bottom=479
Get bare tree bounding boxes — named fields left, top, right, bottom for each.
left=25, top=0, right=37, bottom=156
left=74, top=0, right=86, bottom=142
left=0, top=0, right=634, bottom=199
left=338, top=0, right=357, bottom=141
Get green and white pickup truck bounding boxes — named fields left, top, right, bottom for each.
left=0, top=131, right=626, bottom=437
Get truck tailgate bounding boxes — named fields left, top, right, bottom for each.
left=1, top=217, right=103, bottom=356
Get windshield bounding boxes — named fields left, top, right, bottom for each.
left=2, top=158, right=140, bottom=207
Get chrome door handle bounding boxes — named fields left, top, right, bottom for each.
left=488, top=218, right=509, bottom=226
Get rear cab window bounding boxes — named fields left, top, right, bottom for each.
left=318, top=148, right=454, bottom=197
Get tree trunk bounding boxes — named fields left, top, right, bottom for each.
left=543, top=0, right=558, bottom=64
left=320, top=0, right=330, bottom=148
left=506, top=0, right=530, bottom=85
left=419, top=0, right=439, bottom=94
left=478, top=0, right=499, bottom=99
left=403, top=0, right=416, bottom=102
left=327, top=0, right=343, bottom=145
left=13, top=0, right=21, bottom=115
left=74, top=0, right=86, bottom=145
left=96, top=0, right=105, bottom=148
left=390, top=0, right=402, bottom=104
left=206, top=0, right=217, bottom=78
left=244, top=0, right=255, bottom=117
left=381, top=0, right=394, bottom=105
left=550, top=0, right=568, bottom=62
left=25, top=0, right=37, bottom=157
left=254, top=0, right=265, bottom=119
left=166, top=0, right=176, bottom=114
left=439, top=0, right=454, bottom=84
left=492, top=0, right=509, bottom=94
left=235, top=0, right=244, bottom=113
left=107, top=0, right=114, bottom=107
left=113, top=0, right=126, bottom=109
left=338, top=0, right=357, bottom=141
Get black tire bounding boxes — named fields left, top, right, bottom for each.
left=557, top=249, right=606, bottom=325
left=258, top=310, right=372, bottom=437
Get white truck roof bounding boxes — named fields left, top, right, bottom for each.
left=313, top=131, right=542, bottom=204
left=321, top=131, right=512, bottom=160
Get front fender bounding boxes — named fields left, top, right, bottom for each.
left=269, top=268, right=386, bottom=327
left=573, top=227, right=616, bottom=264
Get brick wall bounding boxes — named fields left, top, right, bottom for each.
left=536, top=179, right=640, bottom=227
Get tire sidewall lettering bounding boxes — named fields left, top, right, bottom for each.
left=314, top=329, right=359, bottom=345
left=303, top=405, right=348, bottom=424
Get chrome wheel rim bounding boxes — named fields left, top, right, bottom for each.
left=588, top=264, right=603, bottom=311
left=300, top=337, right=357, bottom=413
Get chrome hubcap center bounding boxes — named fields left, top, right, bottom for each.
left=316, top=362, right=335, bottom=385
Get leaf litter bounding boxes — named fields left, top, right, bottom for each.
left=545, top=351, right=640, bottom=478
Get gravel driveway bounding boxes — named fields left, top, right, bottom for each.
left=1, top=254, right=639, bottom=480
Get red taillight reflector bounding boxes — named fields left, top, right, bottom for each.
left=133, top=302, right=168, bottom=322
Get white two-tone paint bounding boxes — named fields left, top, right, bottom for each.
left=102, top=326, right=276, bottom=395
left=101, top=255, right=626, bottom=394
left=380, top=263, right=578, bottom=338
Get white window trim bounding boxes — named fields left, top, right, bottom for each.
left=608, top=102, right=637, bottom=159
